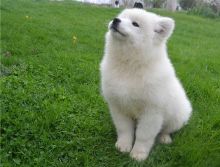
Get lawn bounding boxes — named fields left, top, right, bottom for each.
left=0, top=0, right=220, bottom=166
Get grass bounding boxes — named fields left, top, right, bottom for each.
left=0, top=0, right=220, bottom=166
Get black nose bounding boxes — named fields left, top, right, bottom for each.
left=112, top=18, right=121, bottom=26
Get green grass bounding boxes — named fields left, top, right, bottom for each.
left=1, top=0, right=220, bottom=166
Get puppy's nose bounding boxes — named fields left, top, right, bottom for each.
left=112, top=18, right=121, bottom=26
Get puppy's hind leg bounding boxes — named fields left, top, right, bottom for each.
left=159, top=107, right=192, bottom=144
left=110, top=105, right=135, bottom=153
left=158, top=133, right=172, bottom=144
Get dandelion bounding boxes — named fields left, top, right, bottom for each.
left=72, top=35, right=77, bottom=45
left=25, top=16, right=32, bottom=19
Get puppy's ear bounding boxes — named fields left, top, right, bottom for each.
left=154, top=17, right=175, bottom=40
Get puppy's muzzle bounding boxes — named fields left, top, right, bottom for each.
left=110, top=18, right=126, bottom=37
left=111, top=18, right=121, bottom=29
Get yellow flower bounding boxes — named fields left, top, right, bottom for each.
left=25, top=16, right=32, bottom=19
left=73, top=35, right=77, bottom=45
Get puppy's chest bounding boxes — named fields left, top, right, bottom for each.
left=106, top=75, right=150, bottom=116
left=106, top=73, right=148, bottom=104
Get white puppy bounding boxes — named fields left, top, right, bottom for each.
left=100, top=9, right=192, bottom=161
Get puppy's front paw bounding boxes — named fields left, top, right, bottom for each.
left=115, top=139, right=132, bottom=153
left=130, top=149, right=148, bottom=161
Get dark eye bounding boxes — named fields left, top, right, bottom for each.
left=132, top=22, right=139, bottom=27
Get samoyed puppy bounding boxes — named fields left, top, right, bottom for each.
left=100, top=9, right=192, bottom=161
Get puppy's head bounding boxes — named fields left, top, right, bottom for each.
left=107, top=9, right=175, bottom=47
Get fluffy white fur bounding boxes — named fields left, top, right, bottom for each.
left=100, top=9, right=192, bottom=161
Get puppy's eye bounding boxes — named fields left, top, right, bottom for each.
left=132, top=22, right=139, bottom=27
